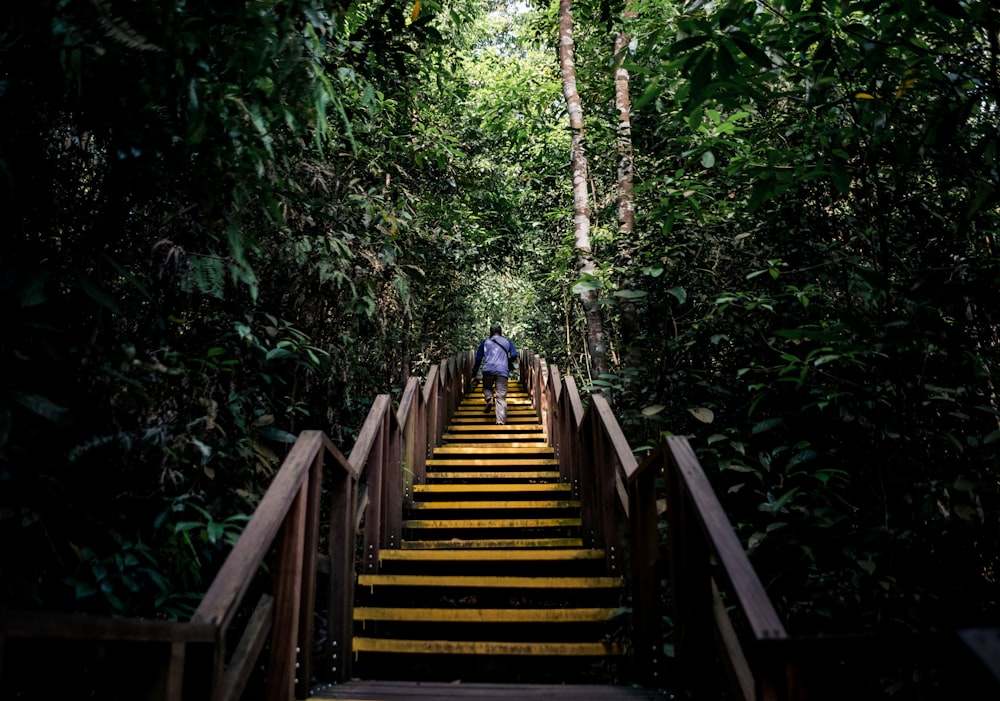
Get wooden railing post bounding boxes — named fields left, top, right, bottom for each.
left=666, top=449, right=715, bottom=694
left=384, top=410, right=402, bottom=551
left=398, top=376, right=420, bottom=506
left=420, top=365, right=438, bottom=468
left=590, top=395, right=626, bottom=577
left=427, top=365, right=443, bottom=448
left=327, top=451, right=356, bottom=683
left=352, top=395, right=389, bottom=576
left=557, top=374, right=583, bottom=499
left=442, top=357, right=456, bottom=425
left=295, top=447, right=323, bottom=699
left=266, top=478, right=308, bottom=701
left=629, top=448, right=664, bottom=687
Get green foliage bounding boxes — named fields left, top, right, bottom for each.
left=594, top=0, right=1000, bottom=652
left=0, top=0, right=492, bottom=618
left=5, top=6, right=999, bottom=698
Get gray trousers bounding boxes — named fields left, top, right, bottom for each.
left=482, top=374, right=509, bottom=424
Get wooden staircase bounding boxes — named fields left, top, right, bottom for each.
left=350, top=379, right=627, bottom=684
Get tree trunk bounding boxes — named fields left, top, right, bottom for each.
left=614, top=0, right=642, bottom=378
left=559, top=0, right=608, bottom=384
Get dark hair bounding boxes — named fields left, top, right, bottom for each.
left=490, top=324, right=502, bottom=336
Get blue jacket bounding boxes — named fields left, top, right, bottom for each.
left=473, top=334, right=518, bottom=377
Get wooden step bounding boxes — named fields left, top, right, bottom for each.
left=351, top=638, right=622, bottom=656
left=446, top=424, right=544, bottom=432
left=357, top=574, right=622, bottom=589
left=403, top=517, right=581, bottom=529
left=354, top=607, right=618, bottom=623
left=414, top=483, right=569, bottom=494
left=378, top=548, right=603, bottom=561
left=424, top=471, right=561, bottom=480
left=309, top=680, right=665, bottom=700
left=438, top=441, right=549, bottom=449
left=433, top=446, right=554, bottom=455
left=442, top=433, right=547, bottom=442
left=408, top=500, right=580, bottom=510
left=454, top=404, right=535, bottom=410
left=425, top=459, right=559, bottom=467
left=399, top=537, right=584, bottom=549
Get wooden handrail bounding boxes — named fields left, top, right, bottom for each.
left=0, top=352, right=474, bottom=700
left=195, top=431, right=324, bottom=628
left=324, top=351, right=471, bottom=682
left=6, top=350, right=997, bottom=698
left=520, top=352, right=792, bottom=697
left=1, top=427, right=346, bottom=701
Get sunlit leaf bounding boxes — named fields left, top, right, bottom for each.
left=688, top=407, right=714, bottom=423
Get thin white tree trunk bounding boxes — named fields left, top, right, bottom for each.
left=614, top=0, right=642, bottom=375
left=559, top=0, right=607, bottom=383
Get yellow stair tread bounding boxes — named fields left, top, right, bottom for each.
left=439, top=441, right=549, bottom=448
left=425, top=471, right=561, bottom=480
left=357, top=574, right=622, bottom=588
left=408, top=500, right=580, bottom=510
left=400, top=537, right=584, bottom=549
left=425, top=458, right=559, bottom=466
left=442, top=435, right=548, bottom=442
left=450, top=418, right=539, bottom=423
left=351, top=638, right=622, bottom=656
left=413, top=483, right=570, bottom=493
left=446, top=424, right=544, bottom=431
left=354, top=607, right=618, bottom=622
left=434, top=446, right=554, bottom=454
left=379, top=548, right=604, bottom=561
left=404, top=517, right=581, bottom=529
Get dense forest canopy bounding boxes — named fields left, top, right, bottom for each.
left=2, top=0, right=999, bottom=664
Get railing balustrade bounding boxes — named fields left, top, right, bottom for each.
left=522, top=351, right=1000, bottom=700
left=0, top=351, right=475, bottom=700
left=523, top=350, right=790, bottom=696
left=2, top=429, right=343, bottom=701
left=5, top=347, right=994, bottom=699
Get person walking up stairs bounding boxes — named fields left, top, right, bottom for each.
left=472, top=324, right=518, bottom=425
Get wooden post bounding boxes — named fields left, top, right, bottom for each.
left=327, top=463, right=355, bottom=683
left=266, top=478, right=307, bottom=701
left=629, top=451, right=663, bottom=686
left=425, top=365, right=442, bottom=449
left=294, top=449, right=323, bottom=699
left=414, top=381, right=427, bottom=487
left=362, top=404, right=386, bottom=575
left=400, top=377, right=419, bottom=506
left=383, top=411, right=402, bottom=551
left=667, top=456, right=715, bottom=694
left=576, top=409, right=598, bottom=549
